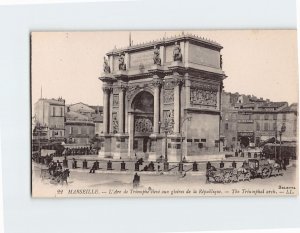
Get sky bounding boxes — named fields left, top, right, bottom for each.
left=31, top=30, right=298, bottom=106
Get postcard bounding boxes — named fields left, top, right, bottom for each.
left=31, top=30, right=298, bottom=197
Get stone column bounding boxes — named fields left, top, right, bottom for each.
left=109, top=91, right=114, bottom=133
left=118, top=86, right=126, bottom=134
left=184, top=74, right=191, bottom=109
left=102, top=86, right=111, bottom=134
left=173, top=78, right=182, bottom=134
left=127, top=112, right=134, bottom=158
left=153, top=77, right=162, bottom=134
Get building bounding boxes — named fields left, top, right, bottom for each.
left=67, top=103, right=103, bottom=135
left=221, top=92, right=297, bottom=150
left=33, top=98, right=65, bottom=144
left=99, top=33, right=226, bottom=161
left=64, top=110, right=95, bottom=146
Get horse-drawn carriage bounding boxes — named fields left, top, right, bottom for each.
left=206, top=166, right=250, bottom=183
left=40, top=162, right=70, bottom=185
left=206, top=158, right=283, bottom=183
left=247, top=158, right=283, bottom=178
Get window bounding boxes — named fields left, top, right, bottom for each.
left=78, top=127, right=81, bottom=134
left=187, top=139, right=192, bottom=142
left=264, top=122, right=269, bottom=131
left=69, top=126, right=73, bottom=134
left=282, top=123, right=286, bottom=131
left=201, top=139, right=206, bottom=142
left=198, top=143, right=203, bottom=149
left=53, top=107, right=56, bottom=116
left=255, top=137, right=260, bottom=146
left=283, top=114, right=287, bottom=121
left=171, top=139, right=181, bottom=142
left=273, top=114, right=277, bottom=120
left=133, top=140, right=138, bottom=149
left=273, top=122, right=277, bottom=131
left=225, top=123, right=229, bottom=130
left=87, top=127, right=89, bottom=134
left=61, top=107, right=63, bottom=116
left=264, top=114, right=269, bottom=120
left=194, top=139, right=199, bottom=142
left=256, top=122, right=260, bottom=131
left=214, top=140, right=219, bottom=148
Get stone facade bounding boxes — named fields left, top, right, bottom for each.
left=99, top=34, right=226, bottom=161
left=221, top=92, right=298, bottom=150
left=34, top=98, right=65, bottom=143
left=64, top=111, right=95, bottom=146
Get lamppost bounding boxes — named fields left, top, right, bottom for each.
left=180, top=115, right=192, bottom=162
left=279, top=124, right=286, bottom=160
left=158, top=119, right=173, bottom=162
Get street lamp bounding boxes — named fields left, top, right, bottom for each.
left=158, top=119, right=173, bottom=162
left=180, top=115, right=192, bottom=162
left=279, top=124, right=286, bottom=160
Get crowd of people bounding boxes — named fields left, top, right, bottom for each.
left=63, top=147, right=98, bottom=156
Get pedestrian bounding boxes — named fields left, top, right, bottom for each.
left=72, top=158, right=77, bottom=169
left=90, top=162, right=96, bottom=173
left=57, top=160, right=62, bottom=169
left=282, top=159, right=287, bottom=170
left=133, top=173, right=140, bottom=187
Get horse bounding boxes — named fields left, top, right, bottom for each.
left=48, top=161, right=57, bottom=175
left=271, top=162, right=282, bottom=176
left=56, top=169, right=70, bottom=185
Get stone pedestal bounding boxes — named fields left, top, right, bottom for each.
left=149, top=133, right=163, bottom=161
left=98, top=134, right=113, bottom=158
left=112, top=133, right=129, bottom=159
left=167, top=133, right=182, bottom=162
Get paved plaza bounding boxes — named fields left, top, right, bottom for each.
left=32, top=156, right=297, bottom=194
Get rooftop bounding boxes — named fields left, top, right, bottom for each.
left=37, top=97, right=65, bottom=105
left=107, top=32, right=222, bottom=55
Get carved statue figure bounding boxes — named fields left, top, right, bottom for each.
left=173, top=42, right=182, bottom=62
left=103, top=56, right=111, bottom=73
left=118, top=53, right=126, bottom=71
left=220, top=54, right=223, bottom=69
left=112, top=113, right=118, bottom=133
left=153, top=45, right=161, bottom=65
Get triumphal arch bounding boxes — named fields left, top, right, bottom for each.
left=99, top=33, right=226, bottom=162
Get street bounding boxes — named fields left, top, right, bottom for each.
left=32, top=157, right=298, bottom=197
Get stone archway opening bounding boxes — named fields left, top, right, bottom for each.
left=240, top=136, right=250, bottom=148
left=131, top=91, right=154, bottom=156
